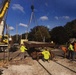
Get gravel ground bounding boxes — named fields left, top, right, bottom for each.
left=1, top=56, right=76, bottom=75
left=39, top=59, right=76, bottom=75
left=0, top=49, right=76, bottom=75
left=1, top=57, right=49, bottom=75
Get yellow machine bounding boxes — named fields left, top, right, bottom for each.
left=0, top=35, right=8, bottom=44
left=20, top=39, right=28, bottom=45
left=0, top=0, right=10, bottom=51
left=0, top=0, right=10, bottom=23
left=0, top=0, right=10, bottom=44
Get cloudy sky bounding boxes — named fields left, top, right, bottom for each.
left=4, top=0, right=76, bottom=35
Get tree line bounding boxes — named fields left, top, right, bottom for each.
left=12, top=19, right=76, bottom=45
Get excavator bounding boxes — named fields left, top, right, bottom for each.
left=0, top=0, right=10, bottom=51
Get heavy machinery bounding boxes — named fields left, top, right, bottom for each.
left=23, top=5, right=55, bottom=60
left=0, top=0, right=10, bottom=23
left=0, top=0, right=10, bottom=51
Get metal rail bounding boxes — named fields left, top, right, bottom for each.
left=2, top=49, right=76, bottom=75
left=37, top=61, right=52, bottom=75
left=52, top=60, right=76, bottom=73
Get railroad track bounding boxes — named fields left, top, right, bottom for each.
left=37, top=58, right=76, bottom=75
left=10, top=50, right=76, bottom=75
left=1, top=50, right=76, bottom=75
left=52, top=59, right=76, bottom=73
left=37, top=61, right=52, bottom=75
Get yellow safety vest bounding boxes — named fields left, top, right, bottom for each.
left=20, top=45, right=27, bottom=52
left=42, top=50, right=50, bottom=60
left=68, top=44, right=74, bottom=51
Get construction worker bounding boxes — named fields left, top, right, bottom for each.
left=41, top=47, right=50, bottom=62
left=20, top=44, right=27, bottom=60
left=68, top=43, right=74, bottom=61
left=60, top=45, right=67, bottom=58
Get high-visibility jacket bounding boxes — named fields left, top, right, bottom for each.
left=20, top=45, right=27, bottom=52
left=68, top=44, right=74, bottom=51
left=42, top=50, right=50, bottom=60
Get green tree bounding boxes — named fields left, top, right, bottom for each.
left=64, top=19, right=76, bottom=38
left=50, top=26, right=69, bottom=44
left=28, top=26, right=51, bottom=42
left=12, top=34, right=20, bottom=44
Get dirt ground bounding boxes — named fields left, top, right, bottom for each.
left=0, top=57, right=49, bottom=75
left=0, top=49, right=76, bottom=75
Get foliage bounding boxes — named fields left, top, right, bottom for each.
left=11, top=19, right=76, bottom=45
left=28, top=26, right=51, bottom=42
left=12, top=35, right=21, bottom=44
left=21, top=33, right=26, bottom=39
left=50, top=26, right=69, bottom=44
left=64, top=19, right=76, bottom=38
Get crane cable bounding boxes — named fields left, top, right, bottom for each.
left=26, top=7, right=33, bottom=40
left=33, top=9, right=43, bottom=41
left=27, top=4, right=43, bottom=41
left=31, top=0, right=44, bottom=41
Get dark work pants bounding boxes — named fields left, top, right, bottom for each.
left=21, top=52, right=25, bottom=59
left=20, top=51, right=27, bottom=59
left=68, top=50, right=74, bottom=60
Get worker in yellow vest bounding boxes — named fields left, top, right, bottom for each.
left=41, top=47, right=50, bottom=62
left=68, top=43, right=74, bottom=61
left=20, top=44, right=27, bottom=60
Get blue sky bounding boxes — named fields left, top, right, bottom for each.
left=5, top=0, right=76, bottom=35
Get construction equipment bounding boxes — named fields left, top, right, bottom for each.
left=0, top=0, right=10, bottom=51
left=0, top=0, right=10, bottom=23
left=24, top=41, right=55, bottom=48
left=23, top=4, right=55, bottom=60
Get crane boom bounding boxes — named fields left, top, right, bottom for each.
left=0, top=0, right=10, bottom=46
left=0, top=0, right=10, bottom=23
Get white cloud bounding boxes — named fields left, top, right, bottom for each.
left=12, top=4, right=25, bottom=13
left=8, top=26, right=14, bottom=30
left=40, top=16, right=48, bottom=21
left=47, top=25, right=50, bottom=28
left=19, top=23, right=28, bottom=27
left=62, top=16, right=70, bottom=19
left=55, top=16, right=59, bottom=20
left=55, top=16, right=70, bottom=20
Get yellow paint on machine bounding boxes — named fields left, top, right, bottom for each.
left=0, top=2, right=9, bottom=18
